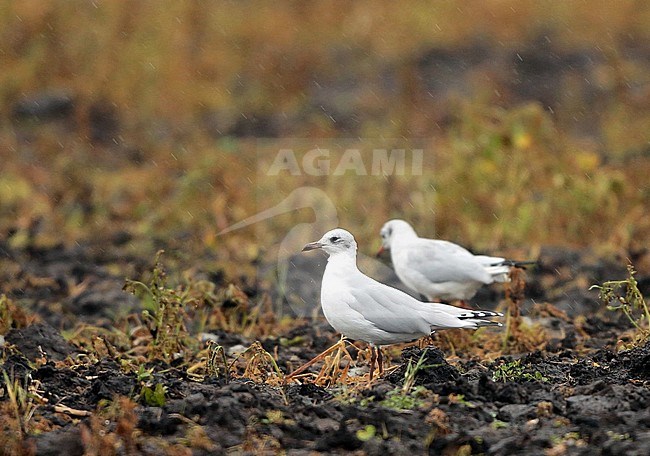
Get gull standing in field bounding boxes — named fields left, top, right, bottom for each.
left=378, top=219, right=535, bottom=305
left=301, top=228, right=502, bottom=379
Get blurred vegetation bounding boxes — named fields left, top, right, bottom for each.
left=0, top=0, right=649, bottom=276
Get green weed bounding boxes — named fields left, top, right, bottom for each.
left=379, top=350, right=438, bottom=411
left=448, top=394, right=476, bottom=409
left=491, top=419, right=509, bottom=429
left=206, top=340, right=229, bottom=382
left=1, top=370, right=39, bottom=437
left=332, top=385, right=375, bottom=407
left=592, top=264, right=650, bottom=345
left=139, top=383, right=167, bottom=407
left=550, top=431, right=585, bottom=447
left=380, top=386, right=428, bottom=411
left=491, top=359, right=549, bottom=383
left=356, top=425, right=377, bottom=442
left=135, top=365, right=154, bottom=383
left=124, top=250, right=194, bottom=362
left=402, top=349, right=441, bottom=393
left=606, top=430, right=631, bottom=441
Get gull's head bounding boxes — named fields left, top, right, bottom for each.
left=302, top=228, right=357, bottom=257
left=378, top=219, right=417, bottom=253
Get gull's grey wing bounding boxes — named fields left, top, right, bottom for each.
left=347, top=279, right=469, bottom=334
left=403, top=239, right=492, bottom=284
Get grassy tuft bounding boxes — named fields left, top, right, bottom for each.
left=592, top=264, right=650, bottom=347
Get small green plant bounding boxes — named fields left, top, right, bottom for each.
left=136, top=365, right=154, bottom=383
left=261, top=410, right=283, bottom=425
left=402, top=349, right=441, bottom=393
left=550, top=431, right=585, bottom=447
left=491, top=359, right=548, bottom=383
left=524, top=371, right=549, bottom=382
left=356, top=425, right=376, bottom=442
left=491, top=419, right=509, bottom=429
left=331, top=385, right=374, bottom=407
left=448, top=394, right=476, bottom=408
left=206, top=341, right=229, bottom=382
left=591, top=264, right=650, bottom=345
left=260, top=410, right=295, bottom=426
left=140, top=383, right=167, bottom=407
left=380, top=386, right=428, bottom=411
left=492, top=360, right=524, bottom=382
left=380, top=350, right=437, bottom=411
left=2, top=371, right=39, bottom=437
left=606, top=430, right=631, bottom=441
left=124, top=250, right=194, bottom=361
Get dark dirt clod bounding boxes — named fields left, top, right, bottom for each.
left=5, top=323, right=77, bottom=362
left=63, top=282, right=142, bottom=322
left=385, top=346, right=460, bottom=386
left=2, top=353, right=33, bottom=380
left=620, top=343, right=650, bottom=379
left=33, top=428, right=84, bottom=456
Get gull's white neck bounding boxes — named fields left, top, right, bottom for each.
left=324, top=249, right=359, bottom=275
left=392, top=227, right=419, bottom=247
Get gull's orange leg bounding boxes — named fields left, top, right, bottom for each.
left=285, top=337, right=345, bottom=381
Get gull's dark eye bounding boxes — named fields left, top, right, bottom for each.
left=329, top=236, right=340, bottom=243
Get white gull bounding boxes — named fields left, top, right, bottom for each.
left=379, top=219, right=534, bottom=303
left=303, top=228, right=502, bottom=378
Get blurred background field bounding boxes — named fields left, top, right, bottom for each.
left=1, top=0, right=649, bottom=277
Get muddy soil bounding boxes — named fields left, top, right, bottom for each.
left=1, top=239, right=650, bottom=455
